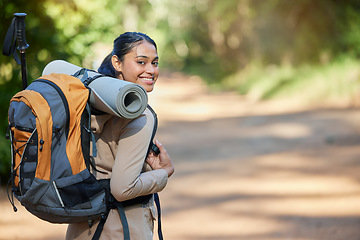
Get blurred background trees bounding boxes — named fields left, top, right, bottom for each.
left=1, top=0, right=360, bottom=183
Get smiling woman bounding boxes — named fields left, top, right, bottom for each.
left=98, top=32, right=159, bottom=91
left=111, top=41, right=159, bottom=92
left=66, top=32, right=174, bottom=240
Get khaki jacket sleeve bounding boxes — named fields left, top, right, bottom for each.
left=110, top=109, right=168, bottom=202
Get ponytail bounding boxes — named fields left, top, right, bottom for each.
left=98, top=53, right=117, bottom=77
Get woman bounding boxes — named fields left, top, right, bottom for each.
left=66, top=32, right=174, bottom=240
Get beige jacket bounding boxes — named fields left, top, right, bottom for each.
left=66, top=108, right=168, bottom=240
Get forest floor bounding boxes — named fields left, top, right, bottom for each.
left=1, top=72, right=360, bottom=240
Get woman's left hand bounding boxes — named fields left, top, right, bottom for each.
left=146, top=140, right=174, bottom=177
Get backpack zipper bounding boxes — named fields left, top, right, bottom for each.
left=14, top=125, right=34, bottom=133
left=52, top=181, right=65, bottom=208
left=35, top=79, right=70, bottom=138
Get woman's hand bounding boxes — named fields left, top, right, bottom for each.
left=146, top=140, right=174, bottom=177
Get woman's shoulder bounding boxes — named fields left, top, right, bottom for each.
left=91, top=106, right=156, bottom=134
left=126, top=106, right=155, bottom=129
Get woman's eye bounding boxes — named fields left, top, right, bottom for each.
left=153, top=61, right=159, bottom=66
left=137, top=61, right=145, bottom=65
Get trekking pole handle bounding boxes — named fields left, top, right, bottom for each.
left=14, top=13, right=29, bottom=51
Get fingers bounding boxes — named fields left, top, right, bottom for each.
left=155, top=140, right=166, bottom=153
left=146, top=152, right=160, bottom=170
left=154, top=140, right=174, bottom=177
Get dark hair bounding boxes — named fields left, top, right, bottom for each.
left=98, top=32, right=157, bottom=77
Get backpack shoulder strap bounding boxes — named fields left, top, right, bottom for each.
left=146, top=105, right=160, bottom=155
left=146, top=105, right=164, bottom=239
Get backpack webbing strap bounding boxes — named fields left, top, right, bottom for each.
left=72, top=68, right=104, bottom=87
left=91, top=213, right=107, bottom=240
left=85, top=103, right=97, bottom=157
left=91, top=202, right=130, bottom=240
left=154, top=193, right=164, bottom=240
left=91, top=193, right=163, bottom=240
left=116, top=202, right=131, bottom=240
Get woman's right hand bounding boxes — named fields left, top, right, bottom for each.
left=146, top=140, right=174, bottom=177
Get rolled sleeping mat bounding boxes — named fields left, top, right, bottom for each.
left=42, top=60, right=148, bottom=119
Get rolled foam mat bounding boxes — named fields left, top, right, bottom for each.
left=42, top=60, right=148, bottom=119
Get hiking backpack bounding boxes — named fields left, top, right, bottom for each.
left=7, top=70, right=163, bottom=240
left=7, top=71, right=105, bottom=221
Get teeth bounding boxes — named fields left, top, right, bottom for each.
left=143, top=78, right=154, bottom=82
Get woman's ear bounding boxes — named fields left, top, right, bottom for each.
left=111, top=55, right=122, bottom=73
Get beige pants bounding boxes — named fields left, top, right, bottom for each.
left=66, top=200, right=156, bottom=240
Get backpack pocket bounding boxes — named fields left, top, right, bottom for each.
left=55, top=171, right=105, bottom=208
left=9, top=90, right=53, bottom=195
left=21, top=170, right=107, bottom=223
left=10, top=125, right=38, bottom=194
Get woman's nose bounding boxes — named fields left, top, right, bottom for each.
left=145, top=63, right=155, bottom=74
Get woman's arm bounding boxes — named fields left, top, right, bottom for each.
left=110, top=110, right=168, bottom=202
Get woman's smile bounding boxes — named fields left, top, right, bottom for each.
left=139, top=76, right=155, bottom=85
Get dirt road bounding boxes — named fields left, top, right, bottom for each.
left=1, top=72, right=360, bottom=240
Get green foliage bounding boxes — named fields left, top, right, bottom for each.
left=221, top=56, right=360, bottom=105
left=336, top=1, right=360, bottom=57
left=1, top=0, right=360, bottom=183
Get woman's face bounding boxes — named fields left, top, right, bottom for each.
left=112, top=41, right=159, bottom=92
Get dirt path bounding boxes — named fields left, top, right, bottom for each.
left=1, top=72, right=360, bottom=240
